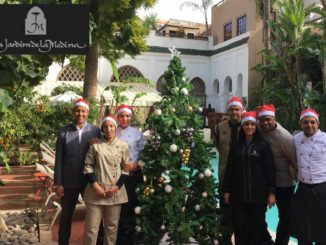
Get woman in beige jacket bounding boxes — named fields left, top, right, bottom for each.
left=83, top=116, right=129, bottom=245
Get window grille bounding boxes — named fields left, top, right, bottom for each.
left=57, top=65, right=84, bottom=81
left=110, top=66, right=143, bottom=82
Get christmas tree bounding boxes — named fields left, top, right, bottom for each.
left=135, top=49, right=220, bottom=244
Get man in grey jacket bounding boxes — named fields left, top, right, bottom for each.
left=53, top=98, right=101, bottom=245
left=258, top=104, right=297, bottom=245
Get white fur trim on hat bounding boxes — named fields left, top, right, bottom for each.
left=258, top=111, right=275, bottom=117
left=117, top=107, right=132, bottom=115
left=300, top=111, right=319, bottom=121
left=241, top=116, right=257, bottom=125
left=74, top=101, right=89, bottom=111
left=227, top=101, right=243, bottom=109
left=102, top=117, right=117, bottom=128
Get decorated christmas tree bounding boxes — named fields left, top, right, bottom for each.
left=135, top=49, right=220, bottom=244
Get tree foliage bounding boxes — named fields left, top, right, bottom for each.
left=254, top=0, right=323, bottom=131
left=135, top=55, right=219, bottom=244
left=180, top=0, right=214, bottom=36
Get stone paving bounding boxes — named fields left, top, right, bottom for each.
left=0, top=165, right=297, bottom=245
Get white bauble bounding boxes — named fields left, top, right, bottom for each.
left=160, top=225, right=166, bottom=231
left=171, top=88, right=178, bottom=94
left=198, top=107, right=203, bottom=113
left=164, top=170, right=170, bottom=175
left=138, top=160, right=145, bottom=168
left=169, top=144, right=178, bottom=153
left=175, top=129, right=181, bottom=136
left=135, top=226, right=142, bottom=233
left=165, top=185, right=173, bottom=193
left=134, top=206, right=141, bottom=215
left=195, top=204, right=201, bottom=211
left=135, top=187, right=140, bottom=193
left=180, top=88, right=189, bottom=96
left=204, top=168, right=212, bottom=177
left=198, top=173, right=204, bottom=179
left=171, top=107, right=176, bottom=113
left=202, top=192, right=208, bottom=198
left=154, top=108, right=162, bottom=116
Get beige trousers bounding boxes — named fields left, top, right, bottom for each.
left=84, top=204, right=122, bottom=245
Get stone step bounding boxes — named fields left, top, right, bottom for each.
left=0, top=185, right=35, bottom=194
left=1, top=165, right=36, bottom=175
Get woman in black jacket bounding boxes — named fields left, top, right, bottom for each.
left=223, top=111, right=276, bottom=245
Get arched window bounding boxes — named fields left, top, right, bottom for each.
left=190, top=77, right=206, bottom=107
left=109, top=65, right=143, bottom=82
left=214, top=79, right=220, bottom=94
left=224, top=76, right=232, bottom=94
left=236, top=74, right=243, bottom=98
left=156, top=75, right=167, bottom=93
left=57, top=64, right=84, bottom=81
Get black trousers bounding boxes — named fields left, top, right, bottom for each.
left=58, top=188, right=81, bottom=245
left=274, top=186, right=295, bottom=245
left=116, top=170, right=143, bottom=245
left=218, top=190, right=233, bottom=245
left=232, top=203, right=267, bottom=245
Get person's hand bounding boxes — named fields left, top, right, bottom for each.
left=267, top=193, right=276, bottom=208
left=123, top=162, right=137, bottom=171
left=92, top=182, right=106, bottom=197
left=89, top=138, right=99, bottom=145
left=106, top=185, right=119, bottom=196
left=288, top=164, right=298, bottom=181
left=52, top=185, right=64, bottom=197
left=223, top=192, right=231, bottom=205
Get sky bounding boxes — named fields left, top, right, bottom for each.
left=137, top=0, right=222, bottom=24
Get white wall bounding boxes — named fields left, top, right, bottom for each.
left=209, top=43, right=249, bottom=112
left=36, top=31, right=249, bottom=113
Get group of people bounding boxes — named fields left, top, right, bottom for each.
left=51, top=95, right=326, bottom=245
left=214, top=96, right=326, bottom=245
left=53, top=99, right=143, bottom=245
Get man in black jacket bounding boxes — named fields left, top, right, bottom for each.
left=53, top=98, right=101, bottom=245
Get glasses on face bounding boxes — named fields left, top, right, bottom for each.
left=302, top=120, right=317, bottom=125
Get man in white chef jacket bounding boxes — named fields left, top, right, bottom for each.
left=291, top=108, right=326, bottom=245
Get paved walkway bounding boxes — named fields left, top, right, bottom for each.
left=0, top=165, right=297, bottom=245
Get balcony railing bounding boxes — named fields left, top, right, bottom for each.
left=156, top=32, right=208, bottom=41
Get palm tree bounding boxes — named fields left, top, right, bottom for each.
left=320, top=0, right=326, bottom=94
left=143, top=13, right=158, bottom=31
left=180, top=0, right=214, bottom=36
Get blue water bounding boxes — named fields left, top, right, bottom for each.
left=210, top=157, right=297, bottom=243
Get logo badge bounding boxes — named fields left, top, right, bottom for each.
left=25, top=6, right=46, bottom=35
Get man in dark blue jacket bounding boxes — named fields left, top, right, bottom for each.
left=53, top=98, right=101, bottom=245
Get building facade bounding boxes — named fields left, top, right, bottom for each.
left=38, top=0, right=274, bottom=112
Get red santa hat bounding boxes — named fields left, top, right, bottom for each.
left=241, top=111, right=257, bottom=125
left=257, top=104, right=276, bottom=118
left=116, top=104, right=133, bottom=115
left=73, top=98, right=90, bottom=111
left=102, top=116, right=117, bottom=128
left=300, top=108, right=319, bottom=121
left=227, top=96, right=243, bottom=110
